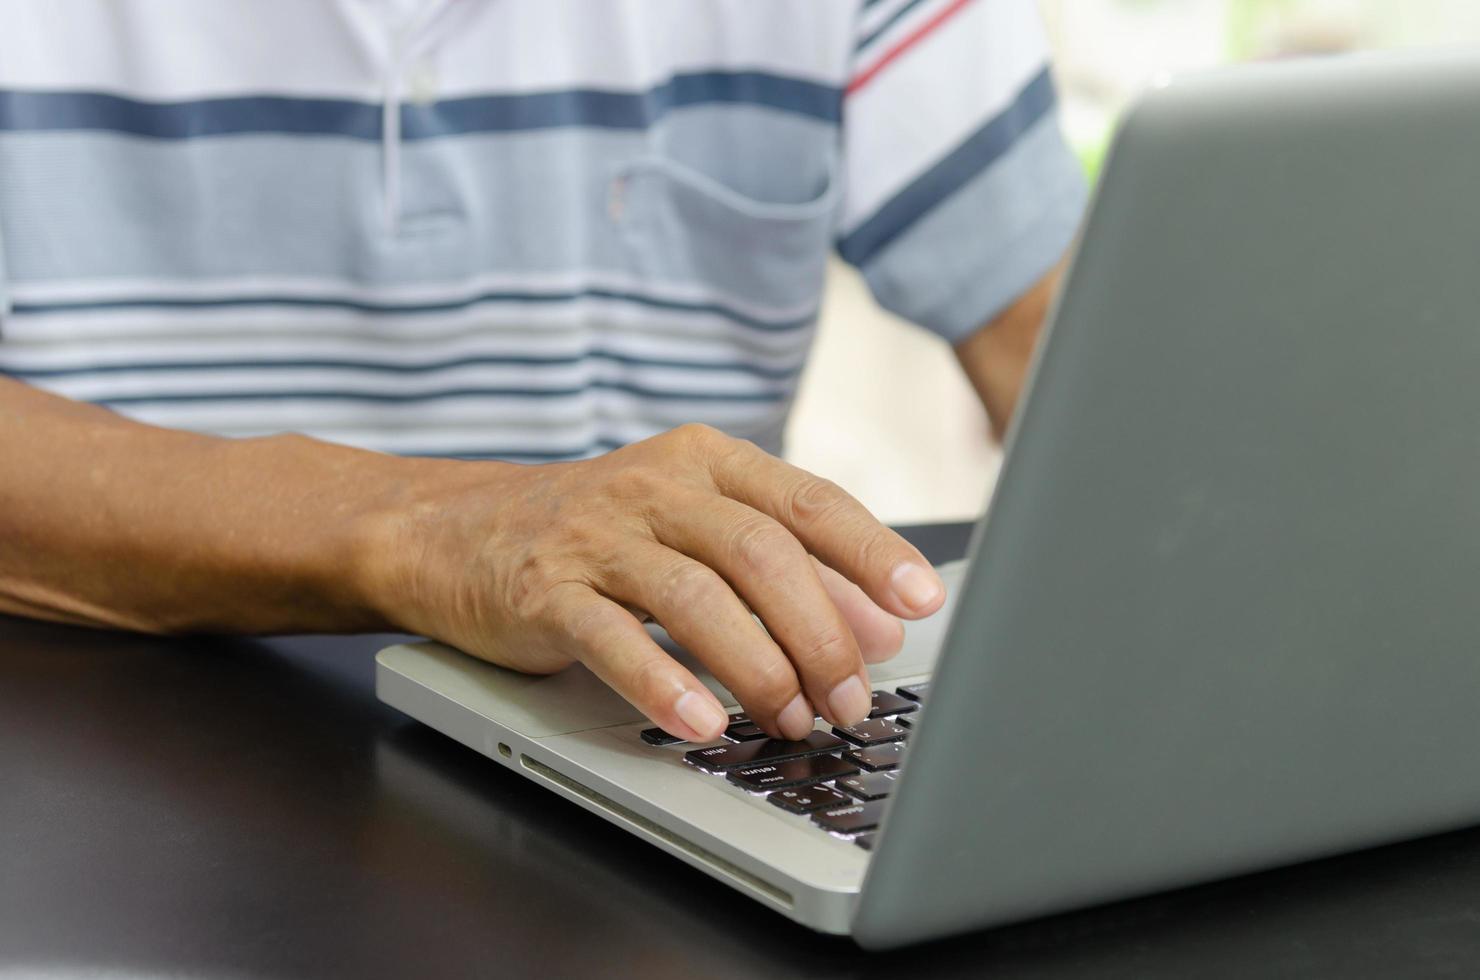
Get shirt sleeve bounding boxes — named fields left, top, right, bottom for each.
left=0, top=211, right=10, bottom=334
left=834, top=0, right=1088, bottom=343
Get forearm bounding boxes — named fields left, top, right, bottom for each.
left=0, top=379, right=943, bottom=741
left=953, top=260, right=1066, bottom=440
left=0, top=377, right=444, bottom=634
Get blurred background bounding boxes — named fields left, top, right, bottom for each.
left=786, top=0, right=1480, bottom=525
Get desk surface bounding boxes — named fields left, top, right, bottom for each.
left=5, top=521, right=1480, bottom=979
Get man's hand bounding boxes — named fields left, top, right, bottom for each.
left=367, top=423, right=945, bottom=742
left=0, top=380, right=943, bottom=745
left=1, top=259, right=1070, bottom=738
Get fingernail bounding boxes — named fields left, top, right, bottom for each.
left=827, top=675, right=871, bottom=726
left=777, top=693, right=815, bottom=740
left=890, top=562, right=944, bottom=614
left=674, top=690, right=726, bottom=739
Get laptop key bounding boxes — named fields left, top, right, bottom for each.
left=728, top=753, right=860, bottom=792
left=833, top=718, right=910, bottom=747
left=724, top=722, right=768, bottom=742
left=836, top=771, right=899, bottom=801
left=768, top=785, right=852, bottom=814
left=640, top=728, right=684, bottom=746
left=896, top=683, right=929, bottom=703
left=812, top=800, right=888, bottom=835
left=854, top=832, right=879, bottom=851
left=896, top=713, right=917, bottom=730
left=868, top=691, right=917, bottom=718
left=684, top=731, right=846, bottom=772
left=843, top=742, right=906, bottom=772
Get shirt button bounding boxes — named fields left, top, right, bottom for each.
left=409, top=60, right=439, bottom=104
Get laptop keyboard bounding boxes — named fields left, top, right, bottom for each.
left=639, top=682, right=928, bottom=850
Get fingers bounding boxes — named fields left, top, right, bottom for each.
left=598, top=543, right=818, bottom=740
left=812, top=556, right=904, bottom=664
left=451, top=425, right=936, bottom=746
left=545, top=582, right=729, bottom=742
left=649, top=493, right=874, bottom=729
left=705, top=441, right=946, bottom=620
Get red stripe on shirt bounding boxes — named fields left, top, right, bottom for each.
left=847, top=0, right=976, bottom=96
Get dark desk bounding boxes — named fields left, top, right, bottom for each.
left=5, top=522, right=1480, bottom=979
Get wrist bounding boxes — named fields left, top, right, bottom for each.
left=343, top=449, right=525, bottom=637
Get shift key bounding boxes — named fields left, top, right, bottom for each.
left=684, top=731, right=845, bottom=772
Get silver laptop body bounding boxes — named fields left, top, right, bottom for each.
left=377, top=49, right=1480, bottom=949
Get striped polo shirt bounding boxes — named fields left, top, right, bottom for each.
left=0, top=0, right=1087, bottom=462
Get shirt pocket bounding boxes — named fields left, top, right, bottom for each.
left=610, top=151, right=840, bottom=319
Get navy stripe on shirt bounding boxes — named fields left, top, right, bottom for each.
left=837, top=67, right=1058, bottom=269
left=856, top=0, right=932, bottom=51
left=403, top=439, right=627, bottom=461
left=89, top=379, right=791, bottom=407
left=0, top=71, right=843, bottom=140
left=3, top=350, right=804, bottom=382
left=8, top=286, right=818, bottom=333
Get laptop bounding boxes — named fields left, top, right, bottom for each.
left=376, top=49, right=1480, bottom=949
